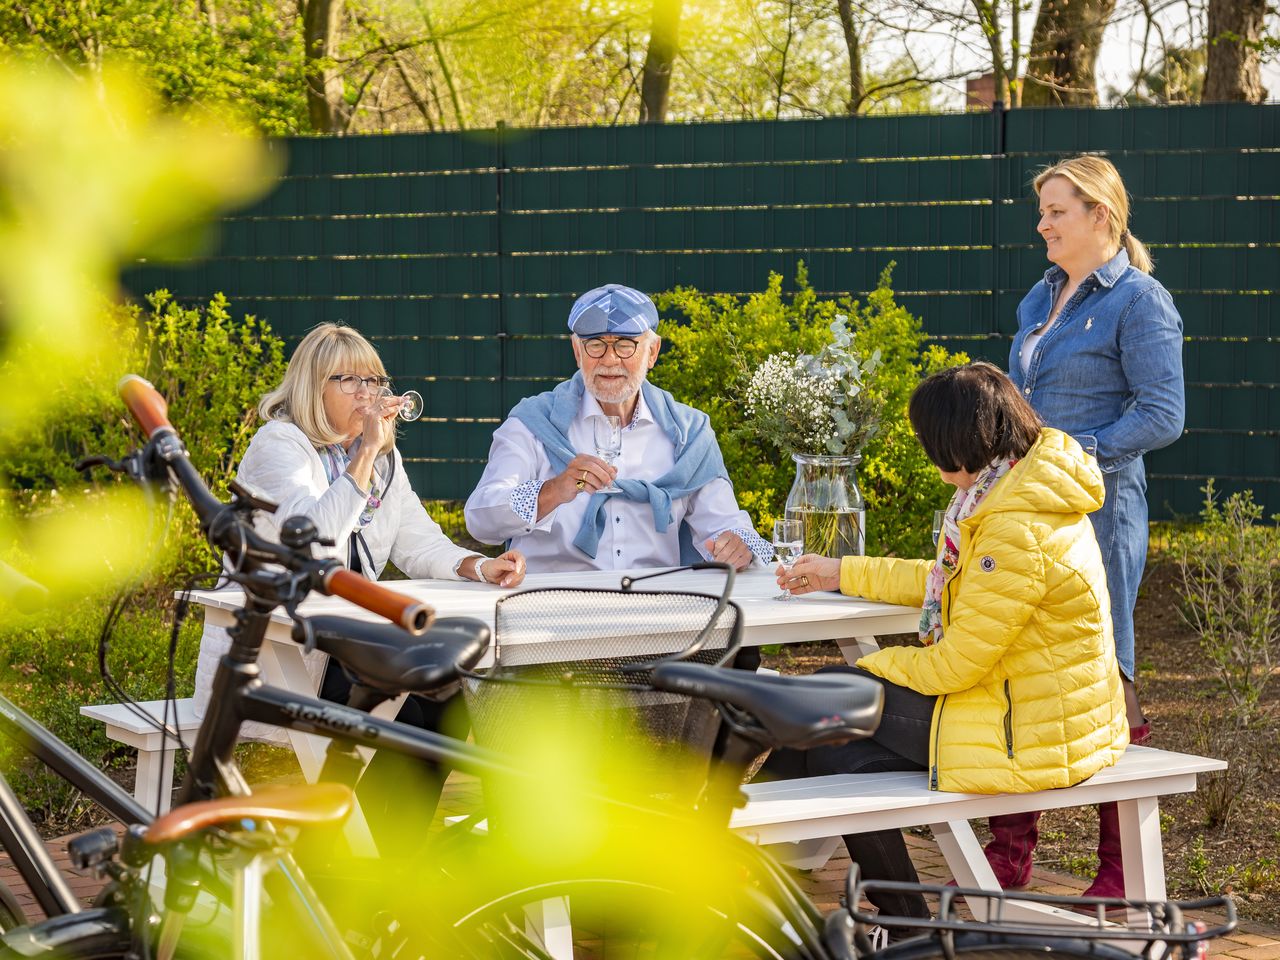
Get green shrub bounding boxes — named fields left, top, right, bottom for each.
left=0, top=595, right=201, bottom=830
left=2, top=290, right=286, bottom=580
left=1172, top=481, right=1280, bottom=725
left=653, top=263, right=967, bottom=558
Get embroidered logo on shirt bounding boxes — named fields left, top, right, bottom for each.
left=1085, top=317, right=1094, bottom=330
left=980, top=555, right=997, bottom=572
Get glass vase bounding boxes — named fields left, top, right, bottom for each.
left=784, top=453, right=866, bottom=558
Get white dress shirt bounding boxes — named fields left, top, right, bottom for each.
left=464, top=389, right=769, bottom=572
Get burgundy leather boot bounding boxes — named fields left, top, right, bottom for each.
left=1082, top=720, right=1152, bottom=899
left=981, top=811, right=1041, bottom=888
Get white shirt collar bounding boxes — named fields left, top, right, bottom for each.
left=578, top=382, right=653, bottom=429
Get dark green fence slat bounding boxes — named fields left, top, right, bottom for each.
left=1183, top=385, right=1280, bottom=431
left=999, top=246, right=1277, bottom=294
left=505, top=250, right=991, bottom=297
left=1185, top=340, right=1280, bottom=384
left=1004, top=104, right=1280, bottom=154
left=997, top=198, right=1280, bottom=246
left=1001, top=151, right=1280, bottom=202
left=1147, top=432, right=1280, bottom=480
left=505, top=157, right=994, bottom=212
left=1146, top=477, right=1280, bottom=519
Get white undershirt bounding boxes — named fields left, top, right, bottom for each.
left=1019, top=318, right=1055, bottom=375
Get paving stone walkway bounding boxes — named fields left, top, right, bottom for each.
left=1, top=826, right=1275, bottom=955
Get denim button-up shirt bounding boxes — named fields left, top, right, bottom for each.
left=1009, top=248, right=1185, bottom=472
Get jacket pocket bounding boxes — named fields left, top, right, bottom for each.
left=1002, top=679, right=1015, bottom=759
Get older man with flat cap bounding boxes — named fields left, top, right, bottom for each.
left=465, top=284, right=770, bottom=573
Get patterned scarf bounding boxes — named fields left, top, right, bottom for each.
left=321, top=439, right=385, bottom=529
left=918, top=457, right=1019, bottom=644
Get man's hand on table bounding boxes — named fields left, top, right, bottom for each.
left=776, top=554, right=840, bottom=594
left=704, top=531, right=753, bottom=571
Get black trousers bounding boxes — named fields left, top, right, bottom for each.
left=762, top=665, right=935, bottom=922
left=319, top=659, right=468, bottom=856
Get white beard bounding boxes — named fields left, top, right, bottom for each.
left=585, top=365, right=646, bottom=405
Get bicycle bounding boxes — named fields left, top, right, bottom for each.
left=0, top=374, right=1238, bottom=960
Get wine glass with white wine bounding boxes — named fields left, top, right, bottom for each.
left=594, top=415, right=622, bottom=492
left=772, top=518, right=804, bottom=601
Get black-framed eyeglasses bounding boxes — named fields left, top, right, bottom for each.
left=329, top=374, right=393, bottom=394
left=579, top=337, right=640, bottom=359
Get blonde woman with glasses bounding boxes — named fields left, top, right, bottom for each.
left=194, top=322, right=525, bottom=854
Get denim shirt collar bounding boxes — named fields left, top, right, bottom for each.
left=1040, top=247, right=1130, bottom=291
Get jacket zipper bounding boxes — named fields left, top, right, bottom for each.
left=1003, top=679, right=1015, bottom=759
left=931, top=569, right=958, bottom=790
left=929, top=695, right=947, bottom=790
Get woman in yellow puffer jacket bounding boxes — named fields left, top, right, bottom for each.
left=772, top=361, right=1128, bottom=922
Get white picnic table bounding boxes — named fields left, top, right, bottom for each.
left=184, top=567, right=1223, bottom=942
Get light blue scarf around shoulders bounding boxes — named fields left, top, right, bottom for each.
left=510, top=372, right=729, bottom=562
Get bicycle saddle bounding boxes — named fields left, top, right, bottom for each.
left=293, top=615, right=490, bottom=696
left=143, top=783, right=354, bottom=844
left=650, top=661, right=884, bottom=750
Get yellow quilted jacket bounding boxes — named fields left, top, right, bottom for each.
left=848, top=428, right=1128, bottom=794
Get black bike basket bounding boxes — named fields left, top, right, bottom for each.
left=459, top=570, right=744, bottom=799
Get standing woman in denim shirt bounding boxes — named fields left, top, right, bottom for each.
left=983, top=155, right=1185, bottom=898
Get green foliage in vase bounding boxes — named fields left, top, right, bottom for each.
left=653, top=263, right=967, bottom=558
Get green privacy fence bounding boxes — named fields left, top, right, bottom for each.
left=125, top=104, right=1280, bottom=515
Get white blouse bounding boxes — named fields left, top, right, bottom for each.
left=193, top=419, right=481, bottom=739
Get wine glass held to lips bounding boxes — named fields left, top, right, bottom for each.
left=594, top=414, right=622, bottom=493
left=772, top=518, right=804, bottom=601
left=377, top=386, right=425, bottom=422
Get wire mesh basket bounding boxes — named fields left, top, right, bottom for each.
left=460, top=570, right=743, bottom=799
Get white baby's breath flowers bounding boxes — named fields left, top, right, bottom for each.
left=740, top=315, right=882, bottom=458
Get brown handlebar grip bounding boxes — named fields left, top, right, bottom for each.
left=118, top=375, right=173, bottom=438
left=325, top=569, right=434, bottom=635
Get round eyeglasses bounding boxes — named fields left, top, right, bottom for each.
left=580, top=337, right=640, bottom=360
left=329, top=374, right=393, bottom=395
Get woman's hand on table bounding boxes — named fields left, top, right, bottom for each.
left=476, top=550, right=526, bottom=588
left=775, top=554, right=840, bottom=595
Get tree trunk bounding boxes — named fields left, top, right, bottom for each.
left=1203, top=0, right=1267, bottom=101
left=971, top=0, right=1010, bottom=105
left=304, top=0, right=348, bottom=133
left=639, top=0, right=682, bottom=123
left=836, top=0, right=864, bottom=113
left=1022, top=0, right=1118, bottom=106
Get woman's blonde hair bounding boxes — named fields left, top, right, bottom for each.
left=1033, top=155, right=1153, bottom=274
left=258, top=323, right=391, bottom=451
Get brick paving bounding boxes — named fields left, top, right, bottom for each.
left=1, top=800, right=1276, bottom=956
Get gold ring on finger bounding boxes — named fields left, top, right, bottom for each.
left=800, top=575, right=809, bottom=587
left=575, top=478, right=585, bottom=490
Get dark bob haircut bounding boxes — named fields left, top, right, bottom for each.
left=908, top=362, right=1042, bottom=473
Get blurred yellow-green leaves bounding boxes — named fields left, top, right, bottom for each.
left=0, top=58, right=279, bottom=609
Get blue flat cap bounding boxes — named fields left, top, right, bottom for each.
left=567, top=284, right=659, bottom=337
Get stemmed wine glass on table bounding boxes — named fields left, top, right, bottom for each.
left=772, top=518, right=804, bottom=601
left=594, top=415, right=622, bottom=493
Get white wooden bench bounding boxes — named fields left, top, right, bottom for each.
left=80, top=699, right=201, bottom=813
left=732, top=745, right=1226, bottom=929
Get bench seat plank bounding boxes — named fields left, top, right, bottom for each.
left=732, top=746, right=1224, bottom=844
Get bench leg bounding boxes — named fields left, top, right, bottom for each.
left=1118, top=796, right=1165, bottom=928
left=134, top=746, right=176, bottom=814
left=525, top=897, right=573, bottom=960
left=930, top=820, right=996, bottom=921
